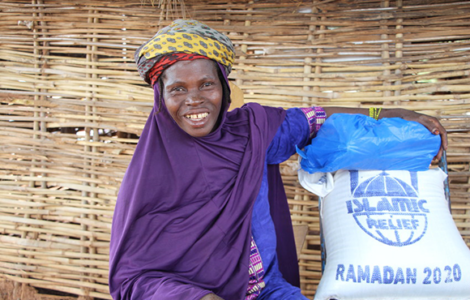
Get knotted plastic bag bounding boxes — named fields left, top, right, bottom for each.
left=297, top=114, right=440, bottom=173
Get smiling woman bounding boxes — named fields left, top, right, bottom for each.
left=108, top=19, right=447, bottom=300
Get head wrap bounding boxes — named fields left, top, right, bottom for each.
left=134, top=19, right=235, bottom=86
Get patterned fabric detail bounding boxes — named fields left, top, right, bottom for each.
left=246, top=236, right=265, bottom=300
left=135, top=19, right=235, bottom=85
left=300, top=106, right=326, bottom=137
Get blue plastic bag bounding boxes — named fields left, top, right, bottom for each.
left=297, top=114, right=441, bottom=173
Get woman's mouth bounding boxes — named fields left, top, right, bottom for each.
left=184, top=112, right=209, bottom=121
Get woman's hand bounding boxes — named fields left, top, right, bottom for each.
left=382, top=108, right=448, bottom=162
left=200, top=293, right=224, bottom=300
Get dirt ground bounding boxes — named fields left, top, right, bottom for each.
left=0, top=280, right=91, bottom=300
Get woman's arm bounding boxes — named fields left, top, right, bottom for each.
left=266, top=108, right=313, bottom=164
left=323, top=107, right=448, bottom=161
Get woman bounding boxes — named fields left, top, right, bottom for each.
left=109, top=20, right=447, bottom=300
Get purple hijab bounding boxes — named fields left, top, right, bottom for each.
left=109, top=65, right=288, bottom=300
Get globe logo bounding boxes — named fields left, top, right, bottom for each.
left=346, top=171, right=429, bottom=247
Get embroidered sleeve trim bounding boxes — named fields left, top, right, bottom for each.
left=246, top=236, right=266, bottom=300
left=300, top=106, right=326, bottom=137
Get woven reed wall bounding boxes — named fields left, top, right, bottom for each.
left=1, top=0, right=469, bottom=298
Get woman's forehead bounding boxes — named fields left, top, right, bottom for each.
left=162, top=59, right=219, bottom=82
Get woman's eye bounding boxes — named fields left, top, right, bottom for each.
left=203, top=82, right=213, bottom=87
left=171, top=87, right=184, bottom=92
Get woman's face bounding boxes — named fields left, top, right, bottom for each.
left=162, top=59, right=223, bottom=138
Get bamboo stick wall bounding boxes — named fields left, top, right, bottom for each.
left=0, top=0, right=469, bottom=299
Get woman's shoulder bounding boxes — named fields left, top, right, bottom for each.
left=228, top=103, right=285, bottom=119
left=226, top=104, right=286, bottom=140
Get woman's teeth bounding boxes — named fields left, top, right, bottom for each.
left=185, top=113, right=208, bottom=120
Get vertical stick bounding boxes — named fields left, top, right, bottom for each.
left=381, top=0, right=392, bottom=100
left=236, top=1, right=253, bottom=87
left=394, top=0, right=403, bottom=104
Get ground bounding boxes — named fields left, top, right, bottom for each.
left=0, top=280, right=91, bottom=300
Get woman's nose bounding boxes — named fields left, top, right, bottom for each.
left=185, top=90, right=204, bottom=105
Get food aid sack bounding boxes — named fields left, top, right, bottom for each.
left=297, top=114, right=441, bottom=173
left=314, top=169, right=470, bottom=300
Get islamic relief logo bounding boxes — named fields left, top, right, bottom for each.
left=345, top=171, right=429, bottom=247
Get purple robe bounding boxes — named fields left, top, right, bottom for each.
left=108, top=68, right=296, bottom=299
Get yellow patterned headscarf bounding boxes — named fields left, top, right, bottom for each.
left=135, top=19, right=235, bottom=85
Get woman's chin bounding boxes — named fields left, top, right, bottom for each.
left=180, top=122, right=213, bottom=137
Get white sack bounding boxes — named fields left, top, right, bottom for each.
left=298, top=169, right=334, bottom=198
left=314, top=169, right=470, bottom=300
